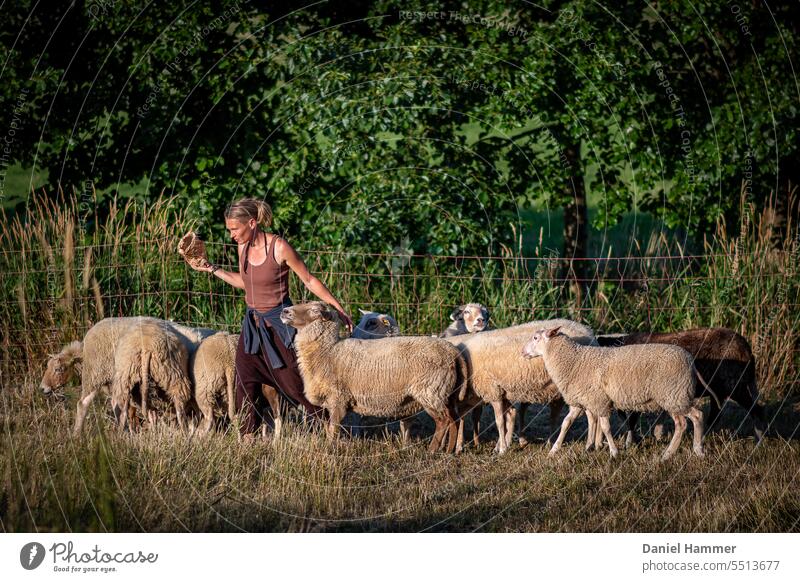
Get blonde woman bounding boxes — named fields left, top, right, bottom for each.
left=193, top=198, right=353, bottom=437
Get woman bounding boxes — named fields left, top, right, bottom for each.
left=193, top=198, right=353, bottom=438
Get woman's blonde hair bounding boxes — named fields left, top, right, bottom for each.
left=224, top=198, right=273, bottom=229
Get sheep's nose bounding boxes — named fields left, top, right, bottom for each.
left=40, top=384, right=52, bottom=394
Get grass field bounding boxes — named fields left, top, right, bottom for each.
left=2, top=380, right=798, bottom=533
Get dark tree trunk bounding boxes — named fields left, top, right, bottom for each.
left=561, top=142, right=588, bottom=306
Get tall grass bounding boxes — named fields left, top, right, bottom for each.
left=1, top=187, right=798, bottom=399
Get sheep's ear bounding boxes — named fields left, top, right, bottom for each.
left=484, top=308, right=491, bottom=320
left=450, top=306, right=465, bottom=321
left=545, top=326, right=561, bottom=338
left=358, top=308, right=368, bottom=315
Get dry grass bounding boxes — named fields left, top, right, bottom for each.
left=2, top=376, right=798, bottom=533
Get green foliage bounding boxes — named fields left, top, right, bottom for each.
left=1, top=1, right=797, bottom=254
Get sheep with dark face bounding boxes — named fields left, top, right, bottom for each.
left=352, top=309, right=400, bottom=339
left=281, top=302, right=464, bottom=452
left=440, top=303, right=491, bottom=337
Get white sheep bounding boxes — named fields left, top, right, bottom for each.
left=192, top=331, right=239, bottom=435
left=40, top=317, right=218, bottom=435
left=111, top=320, right=193, bottom=431
left=280, top=302, right=464, bottom=452
left=348, top=309, right=402, bottom=439
left=523, top=327, right=714, bottom=460
left=444, top=318, right=595, bottom=454
left=435, top=303, right=492, bottom=451
left=439, top=303, right=492, bottom=337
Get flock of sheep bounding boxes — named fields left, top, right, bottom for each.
left=40, top=302, right=766, bottom=460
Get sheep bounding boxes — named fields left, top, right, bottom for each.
left=192, top=332, right=239, bottom=435
left=188, top=331, right=283, bottom=438
left=352, top=309, right=400, bottom=339
left=433, top=303, right=493, bottom=451
left=439, top=303, right=492, bottom=337
left=39, top=317, right=219, bottom=435
left=348, top=309, right=402, bottom=438
left=41, top=340, right=84, bottom=396
left=444, top=318, right=595, bottom=454
left=596, top=328, right=766, bottom=442
left=110, top=320, right=193, bottom=431
left=523, top=327, right=714, bottom=460
left=280, top=302, right=464, bottom=452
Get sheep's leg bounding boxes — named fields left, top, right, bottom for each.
left=623, top=411, right=641, bottom=447
left=444, top=402, right=459, bottom=454
left=687, top=406, right=705, bottom=457
left=661, top=413, right=687, bottom=460
left=503, top=404, right=516, bottom=449
left=117, top=393, right=130, bottom=433
left=547, top=398, right=565, bottom=445
left=598, top=415, right=618, bottom=458
left=174, top=398, right=187, bottom=432
left=428, top=413, right=446, bottom=453
left=470, top=405, right=482, bottom=447
left=399, top=419, right=412, bottom=444
left=198, top=397, right=214, bottom=436
left=704, top=394, right=722, bottom=434
left=490, top=400, right=508, bottom=455
left=517, top=402, right=529, bottom=447
left=585, top=410, right=597, bottom=451
left=455, top=408, right=466, bottom=454
left=549, top=405, right=582, bottom=456
left=327, top=405, right=347, bottom=440
left=73, top=388, right=99, bottom=435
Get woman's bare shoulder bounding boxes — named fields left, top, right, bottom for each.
left=273, top=236, right=301, bottom=264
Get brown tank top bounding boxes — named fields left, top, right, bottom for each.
left=239, top=233, right=291, bottom=310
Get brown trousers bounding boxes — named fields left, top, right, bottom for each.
left=234, top=326, right=321, bottom=436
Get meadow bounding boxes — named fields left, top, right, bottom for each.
left=1, top=189, right=798, bottom=532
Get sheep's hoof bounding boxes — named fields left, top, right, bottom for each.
left=547, top=448, right=559, bottom=458
left=609, top=449, right=619, bottom=459
left=693, top=447, right=705, bottom=458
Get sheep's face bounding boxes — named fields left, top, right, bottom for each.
left=280, top=302, right=335, bottom=330
left=452, top=303, right=490, bottom=333
left=41, top=353, right=78, bottom=394
left=522, top=327, right=561, bottom=359
left=353, top=310, right=400, bottom=339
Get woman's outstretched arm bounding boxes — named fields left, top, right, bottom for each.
left=191, top=261, right=245, bottom=289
